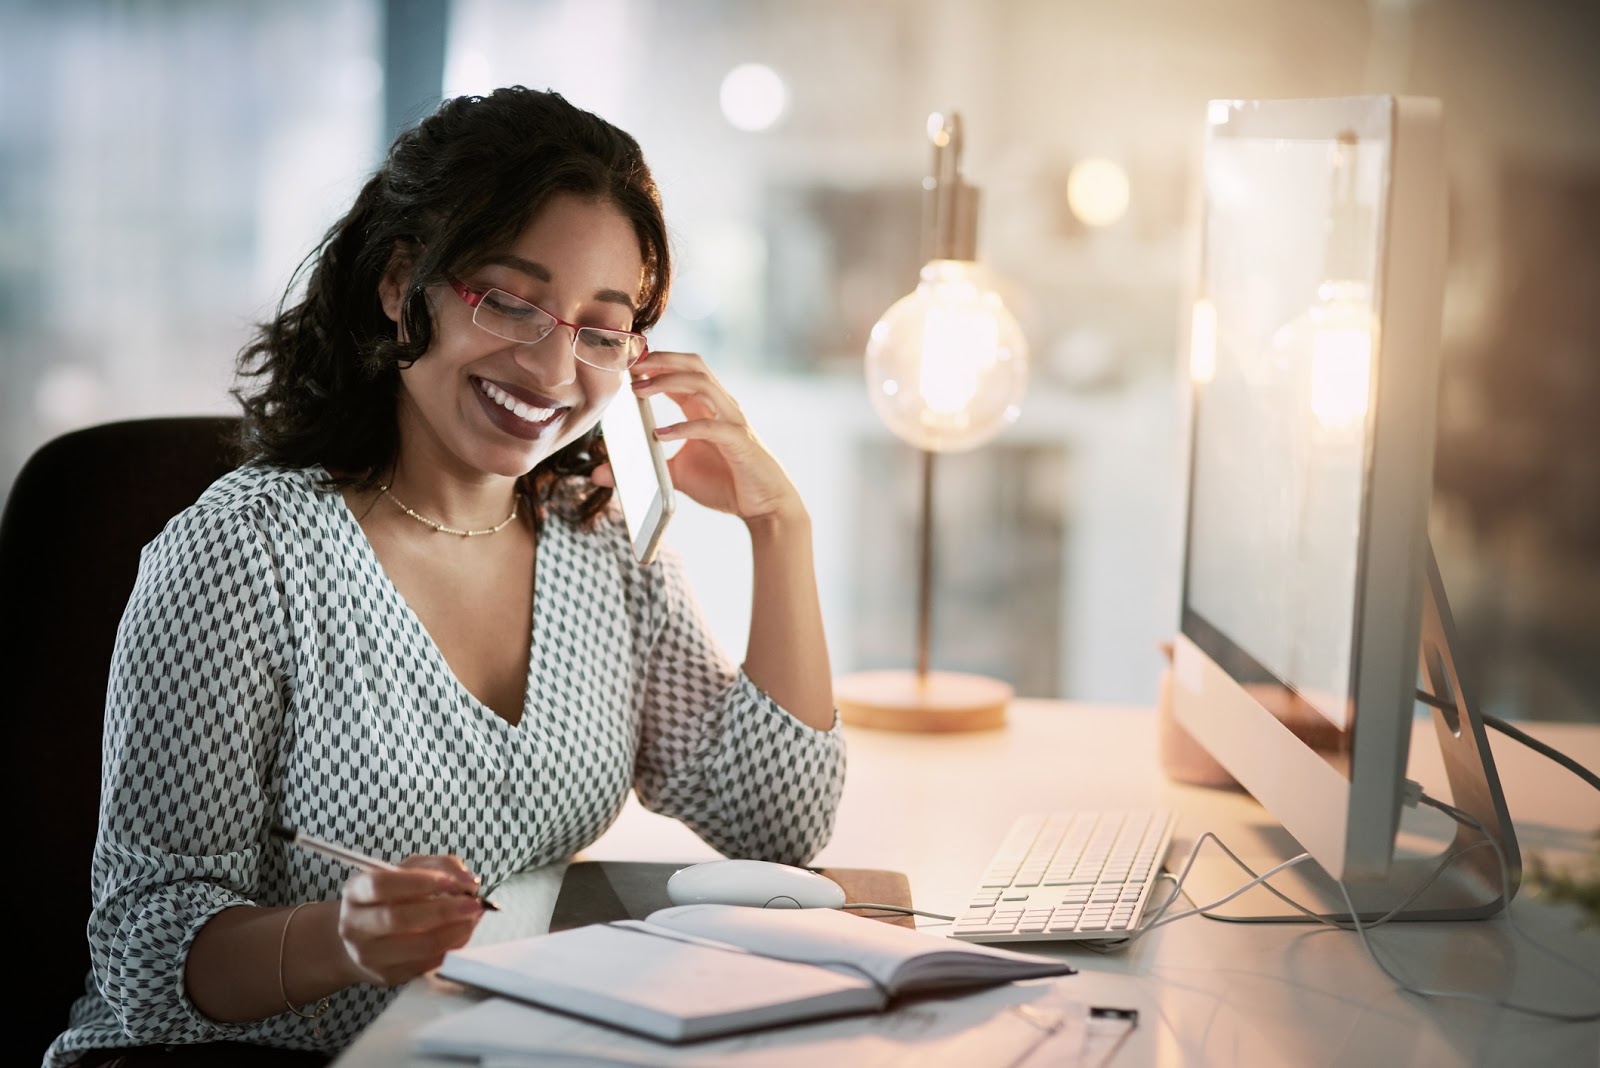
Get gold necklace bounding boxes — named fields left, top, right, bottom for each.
left=379, top=484, right=519, bottom=537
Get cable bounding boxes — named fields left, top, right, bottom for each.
left=1415, top=688, right=1600, bottom=793
left=1483, top=714, right=1600, bottom=792
left=840, top=902, right=956, bottom=922
left=1089, top=832, right=1318, bottom=950
left=1091, top=820, right=1495, bottom=955
left=1095, top=816, right=1599, bottom=1020
left=1334, top=791, right=1600, bottom=1023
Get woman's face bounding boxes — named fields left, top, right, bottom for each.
left=381, top=192, right=646, bottom=481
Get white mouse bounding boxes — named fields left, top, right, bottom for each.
left=665, top=858, right=846, bottom=909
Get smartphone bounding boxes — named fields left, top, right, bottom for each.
left=599, top=384, right=675, bottom=565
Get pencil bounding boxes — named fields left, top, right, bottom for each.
left=270, top=825, right=501, bottom=911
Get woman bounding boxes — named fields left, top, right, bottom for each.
left=47, top=86, right=845, bottom=1068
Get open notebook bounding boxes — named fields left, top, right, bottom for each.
left=437, top=902, right=1076, bottom=1042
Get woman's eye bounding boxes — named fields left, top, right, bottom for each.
left=580, top=331, right=629, bottom=351
left=482, top=291, right=536, bottom=319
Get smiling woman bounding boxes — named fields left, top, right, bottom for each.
left=46, top=86, right=845, bottom=1068
left=375, top=191, right=645, bottom=484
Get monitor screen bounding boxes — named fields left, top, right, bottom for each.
left=1183, top=124, right=1390, bottom=764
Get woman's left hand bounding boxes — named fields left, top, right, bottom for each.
left=617, top=350, right=803, bottom=526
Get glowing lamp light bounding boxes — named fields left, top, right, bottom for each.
left=1306, top=280, right=1376, bottom=430
left=1288, top=137, right=1380, bottom=434
left=443, top=49, right=494, bottom=98
left=1270, top=279, right=1377, bottom=432
left=865, top=260, right=1027, bottom=452
left=1066, top=157, right=1131, bottom=228
left=719, top=63, right=787, bottom=132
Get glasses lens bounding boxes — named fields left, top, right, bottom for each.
left=474, top=289, right=556, bottom=344
left=574, top=328, right=646, bottom=371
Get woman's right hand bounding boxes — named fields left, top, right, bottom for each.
left=336, top=854, right=488, bottom=986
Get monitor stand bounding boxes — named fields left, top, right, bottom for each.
left=1182, top=544, right=1522, bottom=924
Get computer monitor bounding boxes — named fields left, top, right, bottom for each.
left=1171, top=95, right=1520, bottom=922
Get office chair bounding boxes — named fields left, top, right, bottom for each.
left=1, top=415, right=240, bottom=1064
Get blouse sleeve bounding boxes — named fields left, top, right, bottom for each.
left=88, top=501, right=290, bottom=1044
left=629, top=545, right=846, bottom=866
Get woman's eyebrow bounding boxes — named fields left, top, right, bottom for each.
left=484, top=254, right=637, bottom=314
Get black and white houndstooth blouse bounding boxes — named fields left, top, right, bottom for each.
left=45, top=464, right=846, bottom=1066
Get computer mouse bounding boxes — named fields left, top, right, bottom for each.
left=664, top=858, right=847, bottom=909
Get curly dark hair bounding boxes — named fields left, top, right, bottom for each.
left=232, top=86, right=671, bottom=528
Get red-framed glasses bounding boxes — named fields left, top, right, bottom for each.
left=446, top=276, right=648, bottom=372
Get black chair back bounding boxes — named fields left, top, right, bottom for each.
left=0, top=416, right=240, bottom=1063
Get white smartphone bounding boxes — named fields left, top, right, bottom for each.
left=599, top=384, right=675, bottom=565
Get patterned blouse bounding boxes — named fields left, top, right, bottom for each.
left=45, top=464, right=846, bottom=1066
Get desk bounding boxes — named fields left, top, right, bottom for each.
left=334, top=700, right=1600, bottom=1067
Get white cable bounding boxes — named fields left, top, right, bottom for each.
left=1139, top=800, right=1600, bottom=1020
left=1096, top=817, right=1600, bottom=1020
left=1112, top=827, right=1445, bottom=944
left=1089, top=831, right=1317, bottom=949
left=1333, top=792, right=1600, bottom=1023
left=1093, top=824, right=1488, bottom=956
left=1144, top=842, right=1316, bottom=934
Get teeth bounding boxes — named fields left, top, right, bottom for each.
left=479, top=380, right=555, bottom=424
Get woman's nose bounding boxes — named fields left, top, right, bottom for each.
left=512, top=330, right=578, bottom=388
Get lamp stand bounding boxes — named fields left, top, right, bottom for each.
left=836, top=449, right=1012, bottom=731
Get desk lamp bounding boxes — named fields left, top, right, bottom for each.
left=835, top=112, right=1028, bottom=732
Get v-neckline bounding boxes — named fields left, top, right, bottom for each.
left=322, top=469, right=542, bottom=730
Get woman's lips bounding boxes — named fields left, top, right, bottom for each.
left=472, top=377, right=566, bottom=441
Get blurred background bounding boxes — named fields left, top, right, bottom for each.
left=3, top=0, right=1596, bottom=723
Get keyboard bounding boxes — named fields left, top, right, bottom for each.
left=949, top=808, right=1177, bottom=943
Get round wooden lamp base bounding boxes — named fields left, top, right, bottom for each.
left=834, top=669, right=1012, bottom=732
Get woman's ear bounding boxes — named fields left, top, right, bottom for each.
left=378, top=246, right=414, bottom=325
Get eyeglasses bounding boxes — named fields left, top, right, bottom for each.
left=446, top=276, right=648, bottom=372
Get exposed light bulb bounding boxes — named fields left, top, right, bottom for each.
left=865, top=260, right=1028, bottom=452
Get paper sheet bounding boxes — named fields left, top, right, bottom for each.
left=417, top=977, right=1118, bottom=1067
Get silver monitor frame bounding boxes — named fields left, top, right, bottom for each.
left=1171, top=95, right=1519, bottom=921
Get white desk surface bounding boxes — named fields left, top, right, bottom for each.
left=334, top=700, right=1600, bottom=1068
